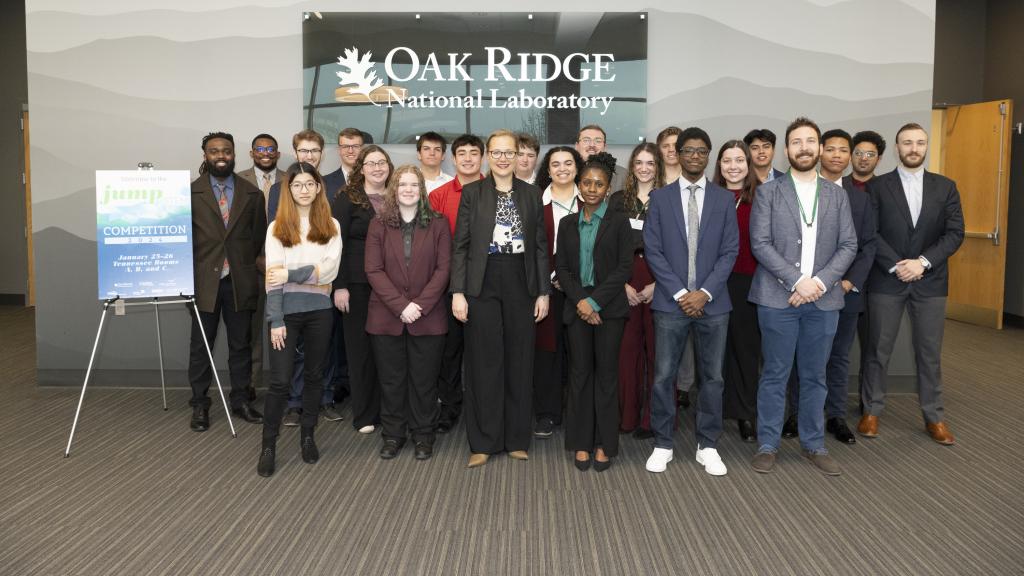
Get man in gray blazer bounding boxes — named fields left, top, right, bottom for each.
left=748, top=118, right=857, bottom=475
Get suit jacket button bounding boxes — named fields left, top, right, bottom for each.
left=795, top=262, right=800, bottom=267
left=797, top=239, right=802, bottom=244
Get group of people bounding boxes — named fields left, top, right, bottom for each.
left=186, top=116, right=964, bottom=479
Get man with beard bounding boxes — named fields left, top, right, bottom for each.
left=859, top=123, right=964, bottom=445
left=784, top=129, right=877, bottom=444
left=850, top=130, right=886, bottom=188
left=748, top=118, right=857, bottom=475
left=188, top=132, right=267, bottom=431
left=744, top=129, right=786, bottom=183
left=575, top=124, right=625, bottom=192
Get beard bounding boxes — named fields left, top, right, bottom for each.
left=207, top=158, right=236, bottom=178
left=899, top=152, right=925, bottom=169
left=787, top=151, right=819, bottom=172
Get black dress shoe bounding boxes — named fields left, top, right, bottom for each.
left=826, top=417, right=857, bottom=444
left=257, top=444, right=276, bottom=477
left=232, top=404, right=263, bottom=424
left=574, top=456, right=592, bottom=471
left=782, top=414, right=799, bottom=439
left=414, top=442, right=433, bottom=460
left=594, top=458, right=612, bottom=472
left=379, top=439, right=404, bottom=460
left=738, top=419, right=756, bottom=443
left=300, top=434, right=319, bottom=464
left=436, top=419, right=453, bottom=434
left=677, top=390, right=691, bottom=409
left=190, top=407, right=209, bottom=432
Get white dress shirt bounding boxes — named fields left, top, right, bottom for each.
left=424, top=170, right=454, bottom=192
left=542, top=184, right=580, bottom=254
left=898, top=165, right=924, bottom=227
left=793, top=175, right=826, bottom=292
left=672, top=175, right=714, bottom=301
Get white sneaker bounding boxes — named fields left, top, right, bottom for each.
left=695, top=446, right=727, bottom=476
left=645, top=448, right=673, bottom=473
left=358, top=425, right=376, bottom=434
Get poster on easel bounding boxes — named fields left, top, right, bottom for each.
left=95, top=170, right=194, bottom=299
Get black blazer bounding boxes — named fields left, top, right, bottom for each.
left=840, top=176, right=877, bottom=292
left=554, top=205, right=634, bottom=324
left=450, top=175, right=550, bottom=298
left=332, top=188, right=377, bottom=289
left=867, top=169, right=965, bottom=297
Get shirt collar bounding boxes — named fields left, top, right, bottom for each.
left=578, top=199, right=608, bottom=225
left=209, top=173, right=234, bottom=191
left=543, top=184, right=581, bottom=206
left=679, top=174, right=707, bottom=190
left=897, top=166, right=924, bottom=182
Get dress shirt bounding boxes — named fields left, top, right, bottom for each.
left=257, top=169, right=277, bottom=191
left=898, top=166, right=924, bottom=227
left=543, top=185, right=581, bottom=254
left=577, top=200, right=608, bottom=311
left=424, top=171, right=454, bottom=192
left=793, top=175, right=825, bottom=292
left=671, top=175, right=713, bottom=302
left=209, top=174, right=235, bottom=208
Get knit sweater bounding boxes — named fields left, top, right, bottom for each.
left=264, top=217, right=342, bottom=328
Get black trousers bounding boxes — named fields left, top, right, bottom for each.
left=188, top=275, right=253, bottom=410
left=533, top=287, right=568, bottom=424
left=723, top=273, right=760, bottom=421
left=331, top=307, right=350, bottom=401
left=373, top=330, right=445, bottom=445
left=436, top=297, right=464, bottom=420
left=262, top=308, right=333, bottom=442
left=565, top=314, right=625, bottom=457
left=464, top=254, right=536, bottom=454
left=342, top=282, right=379, bottom=429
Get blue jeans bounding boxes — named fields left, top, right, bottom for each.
left=788, top=291, right=862, bottom=419
left=651, top=310, right=729, bottom=450
left=757, top=304, right=839, bottom=454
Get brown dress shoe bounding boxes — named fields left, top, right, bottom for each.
left=467, top=453, right=489, bottom=468
left=926, top=422, right=955, bottom=446
left=857, top=415, right=879, bottom=438
left=507, top=450, right=529, bottom=461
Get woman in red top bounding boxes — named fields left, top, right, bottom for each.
left=713, top=140, right=761, bottom=443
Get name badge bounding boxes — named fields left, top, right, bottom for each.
left=629, top=218, right=644, bottom=230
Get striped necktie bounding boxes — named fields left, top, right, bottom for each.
left=216, top=183, right=230, bottom=278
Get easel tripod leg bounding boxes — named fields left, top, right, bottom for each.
left=65, top=304, right=111, bottom=458
left=191, top=298, right=237, bottom=438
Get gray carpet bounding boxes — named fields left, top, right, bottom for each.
left=1, top=306, right=1022, bottom=575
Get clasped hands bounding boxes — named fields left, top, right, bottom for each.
left=894, top=259, right=925, bottom=283
left=677, top=290, right=709, bottom=318
left=626, top=283, right=655, bottom=307
left=576, top=299, right=602, bottom=325
left=452, top=293, right=549, bottom=324
left=789, top=276, right=824, bottom=307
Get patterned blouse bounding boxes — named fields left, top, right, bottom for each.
left=488, top=191, right=525, bottom=254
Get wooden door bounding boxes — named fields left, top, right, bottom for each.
left=937, top=100, right=1013, bottom=329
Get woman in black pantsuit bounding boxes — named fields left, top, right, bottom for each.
left=450, top=129, right=550, bottom=468
left=556, top=152, right=634, bottom=471
left=332, top=145, right=393, bottom=434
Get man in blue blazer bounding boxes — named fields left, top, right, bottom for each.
left=749, top=118, right=857, bottom=476
left=643, top=127, right=739, bottom=476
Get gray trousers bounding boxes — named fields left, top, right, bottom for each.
left=861, top=291, right=947, bottom=423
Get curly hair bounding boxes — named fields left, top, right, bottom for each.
left=340, top=145, right=393, bottom=209
left=376, top=165, right=442, bottom=229
left=535, top=146, right=584, bottom=192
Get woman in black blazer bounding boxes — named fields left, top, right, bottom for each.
left=332, top=144, right=393, bottom=434
left=556, top=152, right=634, bottom=471
left=450, top=129, right=550, bottom=468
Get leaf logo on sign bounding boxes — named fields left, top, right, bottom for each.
left=337, top=48, right=383, bottom=103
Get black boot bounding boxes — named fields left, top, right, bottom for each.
left=257, top=441, right=276, bottom=477
left=300, top=428, right=319, bottom=464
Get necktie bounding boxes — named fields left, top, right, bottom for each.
left=217, top=183, right=230, bottom=278
left=686, top=184, right=699, bottom=290
left=261, top=174, right=272, bottom=196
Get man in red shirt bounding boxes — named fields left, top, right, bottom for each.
left=428, top=134, right=485, bottom=432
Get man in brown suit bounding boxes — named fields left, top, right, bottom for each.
left=188, top=132, right=267, bottom=432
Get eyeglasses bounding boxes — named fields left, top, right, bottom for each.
left=254, top=146, right=277, bottom=154
left=579, top=138, right=605, bottom=146
left=363, top=159, right=389, bottom=168
left=680, top=147, right=710, bottom=158
left=289, top=181, right=319, bottom=191
left=489, top=150, right=517, bottom=160
left=853, top=150, right=878, bottom=158
left=296, top=148, right=322, bottom=156
left=339, top=144, right=361, bottom=152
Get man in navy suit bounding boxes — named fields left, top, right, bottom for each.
left=643, top=127, right=739, bottom=476
left=748, top=118, right=857, bottom=476
left=744, top=128, right=786, bottom=183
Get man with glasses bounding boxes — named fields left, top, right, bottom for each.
left=516, top=133, right=540, bottom=184
left=850, top=130, right=886, bottom=188
left=744, top=129, right=786, bottom=183
left=417, top=131, right=453, bottom=192
left=644, top=127, right=738, bottom=476
left=429, top=134, right=486, bottom=433
left=575, top=124, right=625, bottom=191
left=188, top=132, right=267, bottom=432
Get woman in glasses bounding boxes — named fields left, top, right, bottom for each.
left=610, top=142, right=665, bottom=437
left=365, top=165, right=451, bottom=461
left=332, top=145, right=394, bottom=435
left=451, top=129, right=550, bottom=468
left=258, top=162, right=341, bottom=477
left=531, top=145, right=584, bottom=439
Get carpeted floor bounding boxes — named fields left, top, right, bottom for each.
left=0, top=305, right=1021, bottom=575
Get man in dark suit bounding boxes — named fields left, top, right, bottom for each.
left=188, top=132, right=267, bottom=431
left=643, top=127, right=739, bottom=476
left=320, top=127, right=363, bottom=202
left=749, top=118, right=857, bottom=475
left=744, top=128, right=787, bottom=183
left=860, top=123, right=964, bottom=445
left=785, top=129, right=877, bottom=444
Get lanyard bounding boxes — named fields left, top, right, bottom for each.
left=789, top=171, right=819, bottom=228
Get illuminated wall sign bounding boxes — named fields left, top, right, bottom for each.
left=302, top=12, right=648, bottom=145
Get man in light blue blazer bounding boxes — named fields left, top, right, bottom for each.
left=643, top=127, right=739, bottom=476
left=748, top=118, right=857, bottom=476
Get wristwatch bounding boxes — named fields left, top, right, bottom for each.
left=918, top=256, right=930, bottom=271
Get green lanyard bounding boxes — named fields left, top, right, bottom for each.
left=789, top=170, right=819, bottom=228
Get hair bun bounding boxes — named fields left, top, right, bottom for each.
left=588, top=151, right=617, bottom=176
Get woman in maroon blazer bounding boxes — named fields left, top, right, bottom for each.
left=364, top=165, right=452, bottom=461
